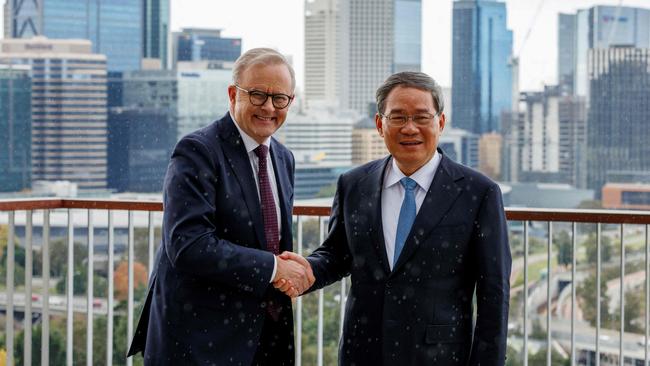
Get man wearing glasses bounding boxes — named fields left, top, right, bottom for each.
left=128, top=48, right=314, bottom=365
left=278, top=71, right=511, bottom=365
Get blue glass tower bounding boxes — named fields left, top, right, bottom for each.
left=11, top=0, right=143, bottom=72
left=143, top=0, right=170, bottom=68
left=0, top=66, right=32, bottom=192
left=393, top=0, right=421, bottom=73
left=452, top=0, right=513, bottom=134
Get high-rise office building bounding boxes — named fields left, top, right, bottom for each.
left=0, top=64, right=32, bottom=192
left=304, top=0, right=339, bottom=106
left=438, top=127, right=479, bottom=169
left=558, top=13, right=577, bottom=94
left=118, top=69, right=231, bottom=140
left=279, top=106, right=357, bottom=166
left=143, top=0, right=170, bottom=69
left=518, top=87, right=561, bottom=176
left=560, top=5, right=650, bottom=97
left=336, top=0, right=421, bottom=114
left=108, top=107, right=175, bottom=192
left=172, top=28, right=241, bottom=69
left=558, top=95, right=587, bottom=187
left=587, top=47, right=650, bottom=196
left=108, top=68, right=230, bottom=192
left=3, top=1, right=10, bottom=38
left=0, top=37, right=108, bottom=190
left=8, top=0, right=142, bottom=72
left=452, top=0, right=513, bottom=134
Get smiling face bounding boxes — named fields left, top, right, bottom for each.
left=375, top=86, right=445, bottom=176
left=228, top=62, right=294, bottom=143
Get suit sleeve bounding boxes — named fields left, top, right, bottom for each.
left=469, top=183, right=512, bottom=365
left=306, top=175, right=353, bottom=291
left=161, top=136, right=275, bottom=298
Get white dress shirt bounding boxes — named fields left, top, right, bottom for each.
left=231, top=112, right=280, bottom=281
left=381, top=152, right=441, bottom=269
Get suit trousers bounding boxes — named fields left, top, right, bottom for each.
left=251, top=311, right=294, bottom=366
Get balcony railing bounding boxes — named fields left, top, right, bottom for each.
left=0, top=199, right=649, bottom=366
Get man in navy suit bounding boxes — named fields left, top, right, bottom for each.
left=128, top=48, right=314, bottom=365
left=278, top=72, right=511, bottom=365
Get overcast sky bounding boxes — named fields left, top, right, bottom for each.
left=2, top=0, right=649, bottom=91
left=169, top=0, right=649, bottom=92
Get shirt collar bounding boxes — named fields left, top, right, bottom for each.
left=230, top=111, right=271, bottom=153
left=384, top=151, right=441, bottom=191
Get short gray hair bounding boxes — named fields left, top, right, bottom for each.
left=376, top=71, right=444, bottom=115
left=232, top=48, right=296, bottom=91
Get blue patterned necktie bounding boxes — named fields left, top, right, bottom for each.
left=394, top=177, right=417, bottom=267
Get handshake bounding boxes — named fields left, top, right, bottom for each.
left=272, top=252, right=315, bottom=298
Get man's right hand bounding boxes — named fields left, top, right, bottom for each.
left=273, top=251, right=314, bottom=297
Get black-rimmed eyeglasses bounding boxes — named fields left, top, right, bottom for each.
left=234, top=84, right=294, bottom=109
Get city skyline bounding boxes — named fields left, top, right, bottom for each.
left=164, top=0, right=650, bottom=92
left=3, top=0, right=650, bottom=91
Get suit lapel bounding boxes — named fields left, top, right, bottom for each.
left=391, top=154, right=464, bottom=275
left=359, top=157, right=392, bottom=275
left=270, top=139, right=293, bottom=253
left=217, top=115, right=266, bottom=249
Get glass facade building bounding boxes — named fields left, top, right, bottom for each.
left=143, top=0, right=170, bottom=68
left=173, top=28, right=241, bottom=68
left=393, top=0, right=421, bottom=73
left=108, top=107, right=175, bottom=192
left=586, top=47, right=650, bottom=196
left=10, top=0, right=143, bottom=72
left=561, top=6, right=650, bottom=97
left=339, top=0, right=421, bottom=114
left=0, top=37, right=108, bottom=191
left=0, top=65, right=32, bottom=192
left=107, top=68, right=231, bottom=192
left=452, top=0, right=513, bottom=134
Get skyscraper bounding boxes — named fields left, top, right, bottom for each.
left=452, top=0, right=513, bottom=134
left=557, top=13, right=577, bottom=94
left=517, top=87, right=561, bottom=177
left=587, top=47, right=650, bottom=195
left=560, top=5, right=650, bottom=97
left=336, top=0, right=421, bottom=114
left=108, top=107, right=175, bottom=192
left=172, top=28, right=241, bottom=69
left=143, top=0, right=170, bottom=69
left=279, top=106, right=356, bottom=166
left=304, top=0, right=339, bottom=107
left=0, top=64, right=32, bottom=192
left=0, top=37, right=108, bottom=190
left=558, top=95, right=587, bottom=188
left=9, top=0, right=143, bottom=72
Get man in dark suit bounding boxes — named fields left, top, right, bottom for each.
left=128, top=48, right=314, bottom=365
left=278, top=72, right=511, bottom=365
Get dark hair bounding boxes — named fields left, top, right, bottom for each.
left=375, top=71, right=444, bottom=114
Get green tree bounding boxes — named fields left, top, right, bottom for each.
left=584, top=233, right=612, bottom=264
left=528, top=347, right=570, bottom=366
left=577, top=273, right=615, bottom=330
left=14, top=324, right=66, bottom=365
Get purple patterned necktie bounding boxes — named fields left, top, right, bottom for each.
left=254, top=145, right=282, bottom=321
left=254, top=144, right=280, bottom=254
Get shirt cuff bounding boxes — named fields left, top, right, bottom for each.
left=269, top=254, right=278, bottom=283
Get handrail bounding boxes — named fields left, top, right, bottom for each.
left=0, top=198, right=650, bottom=224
